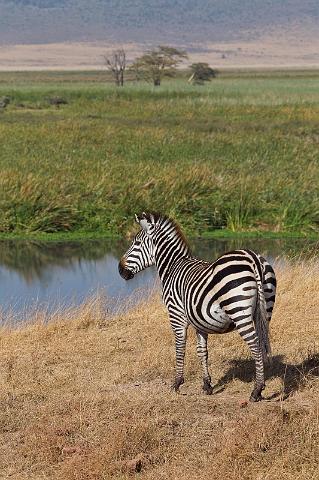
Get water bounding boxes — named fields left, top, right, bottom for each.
left=0, top=236, right=317, bottom=321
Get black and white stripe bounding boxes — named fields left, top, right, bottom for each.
left=119, top=212, right=276, bottom=401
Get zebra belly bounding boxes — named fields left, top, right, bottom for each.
left=188, top=303, right=234, bottom=335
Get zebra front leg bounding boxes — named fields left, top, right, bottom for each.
left=171, top=324, right=188, bottom=392
left=196, top=331, right=213, bottom=395
left=236, top=321, right=265, bottom=402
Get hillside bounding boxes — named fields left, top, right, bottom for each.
left=0, top=0, right=318, bottom=46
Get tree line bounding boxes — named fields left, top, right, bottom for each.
left=104, top=46, right=217, bottom=87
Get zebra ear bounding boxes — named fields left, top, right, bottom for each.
left=136, top=212, right=156, bottom=234
left=139, top=217, right=151, bottom=234
left=135, top=213, right=147, bottom=224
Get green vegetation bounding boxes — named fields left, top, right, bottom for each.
left=189, top=63, right=217, bottom=85
left=0, top=70, right=318, bottom=237
left=130, top=46, right=187, bottom=86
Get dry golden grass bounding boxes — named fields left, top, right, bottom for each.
left=0, top=262, right=318, bottom=479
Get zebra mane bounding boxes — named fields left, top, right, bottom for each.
left=141, top=212, right=191, bottom=253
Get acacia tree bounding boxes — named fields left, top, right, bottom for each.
left=189, top=63, right=217, bottom=85
left=130, top=46, right=187, bottom=86
left=104, top=49, right=126, bottom=86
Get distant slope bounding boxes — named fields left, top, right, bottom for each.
left=0, top=0, right=318, bottom=45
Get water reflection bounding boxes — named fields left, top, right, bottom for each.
left=0, top=239, right=123, bottom=282
left=189, top=237, right=318, bottom=263
left=0, top=236, right=317, bottom=319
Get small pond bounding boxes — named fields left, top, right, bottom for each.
left=0, top=236, right=317, bottom=322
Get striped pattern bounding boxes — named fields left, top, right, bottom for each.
left=119, top=213, right=276, bottom=401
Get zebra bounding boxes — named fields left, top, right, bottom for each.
left=119, top=212, right=276, bottom=402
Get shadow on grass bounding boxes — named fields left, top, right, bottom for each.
left=216, top=353, right=319, bottom=400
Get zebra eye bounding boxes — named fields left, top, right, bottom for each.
left=135, top=240, right=141, bottom=246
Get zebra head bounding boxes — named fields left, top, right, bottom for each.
left=118, top=212, right=158, bottom=280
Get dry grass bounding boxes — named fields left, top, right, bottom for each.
left=0, top=262, right=318, bottom=479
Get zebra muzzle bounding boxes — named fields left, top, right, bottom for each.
left=118, top=262, right=134, bottom=280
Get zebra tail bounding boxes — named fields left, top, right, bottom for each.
left=254, top=280, right=272, bottom=364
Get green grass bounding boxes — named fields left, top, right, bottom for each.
left=0, top=70, right=318, bottom=236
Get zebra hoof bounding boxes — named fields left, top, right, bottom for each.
left=249, top=395, right=263, bottom=402
left=203, top=377, right=213, bottom=395
left=203, top=384, right=213, bottom=395
left=249, top=391, right=264, bottom=402
left=249, top=384, right=265, bottom=402
left=172, top=376, right=184, bottom=392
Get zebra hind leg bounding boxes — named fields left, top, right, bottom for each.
left=248, top=344, right=265, bottom=402
left=196, top=331, right=213, bottom=395
left=235, top=319, right=265, bottom=402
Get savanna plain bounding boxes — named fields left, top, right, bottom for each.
left=0, top=71, right=318, bottom=479
left=0, top=69, right=318, bottom=236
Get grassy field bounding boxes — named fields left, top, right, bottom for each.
left=0, top=261, right=318, bottom=479
left=0, top=70, right=318, bottom=236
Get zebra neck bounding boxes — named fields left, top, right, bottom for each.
left=154, top=232, right=190, bottom=281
